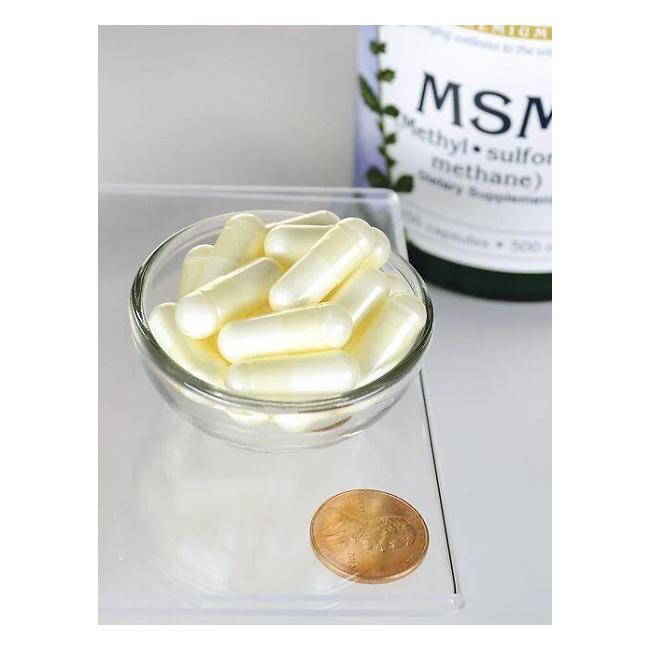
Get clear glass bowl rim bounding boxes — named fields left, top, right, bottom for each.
left=129, top=211, right=435, bottom=414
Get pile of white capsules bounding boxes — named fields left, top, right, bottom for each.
left=149, top=210, right=426, bottom=406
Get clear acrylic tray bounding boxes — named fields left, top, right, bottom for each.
left=99, top=185, right=462, bottom=619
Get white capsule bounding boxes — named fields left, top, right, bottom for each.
left=198, top=257, right=239, bottom=288
left=178, top=244, right=214, bottom=298
left=225, top=350, right=359, bottom=400
left=218, top=303, right=352, bottom=363
left=264, top=225, right=332, bottom=267
left=198, top=212, right=266, bottom=285
left=362, top=228, right=391, bottom=269
left=176, top=257, right=284, bottom=339
left=247, top=302, right=274, bottom=318
left=383, top=272, right=414, bottom=296
left=329, top=268, right=389, bottom=330
left=148, top=302, right=229, bottom=387
left=272, top=410, right=351, bottom=433
left=225, top=408, right=270, bottom=427
left=348, top=294, right=427, bottom=384
left=266, top=210, right=340, bottom=230
left=268, top=218, right=375, bottom=311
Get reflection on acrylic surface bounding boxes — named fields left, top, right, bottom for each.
left=131, top=407, right=387, bottom=595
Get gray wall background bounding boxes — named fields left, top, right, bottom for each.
left=99, top=26, right=357, bottom=186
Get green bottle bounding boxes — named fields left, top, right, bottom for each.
left=355, top=25, right=552, bottom=301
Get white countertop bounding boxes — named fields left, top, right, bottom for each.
left=422, top=284, right=551, bottom=624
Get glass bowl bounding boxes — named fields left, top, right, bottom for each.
left=129, top=210, right=434, bottom=453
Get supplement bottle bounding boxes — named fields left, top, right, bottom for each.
left=355, top=25, right=552, bottom=301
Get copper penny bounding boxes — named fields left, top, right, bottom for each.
left=310, top=489, right=429, bottom=583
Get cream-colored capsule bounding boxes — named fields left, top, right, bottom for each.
left=264, top=225, right=332, bottom=267
left=272, top=410, right=351, bottom=433
left=198, top=257, right=238, bottom=288
left=149, top=302, right=228, bottom=386
left=348, top=294, right=427, bottom=384
left=225, top=350, right=359, bottom=400
left=247, top=302, right=274, bottom=318
left=176, top=257, right=283, bottom=339
left=329, top=268, right=389, bottom=330
left=226, top=408, right=270, bottom=427
left=218, top=303, right=352, bottom=363
left=178, top=244, right=214, bottom=298
left=383, top=272, right=414, bottom=296
left=198, top=213, right=266, bottom=285
left=268, top=218, right=375, bottom=311
left=266, top=210, right=340, bottom=230
left=362, top=228, right=391, bottom=269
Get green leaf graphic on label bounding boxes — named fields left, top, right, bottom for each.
left=377, top=68, right=396, bottom=82
left=366, top=166, right=390, bottom=189
left=358, top=75, right=381, bottom=114
left=359, top=36, right=415, bottom=195
left=394, top=175, right=414, bottom=193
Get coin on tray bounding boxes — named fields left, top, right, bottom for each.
left=310, top=489, right=429, bottom=584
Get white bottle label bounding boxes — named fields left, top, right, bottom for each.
left=355, top=26, right=552, bottom=273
